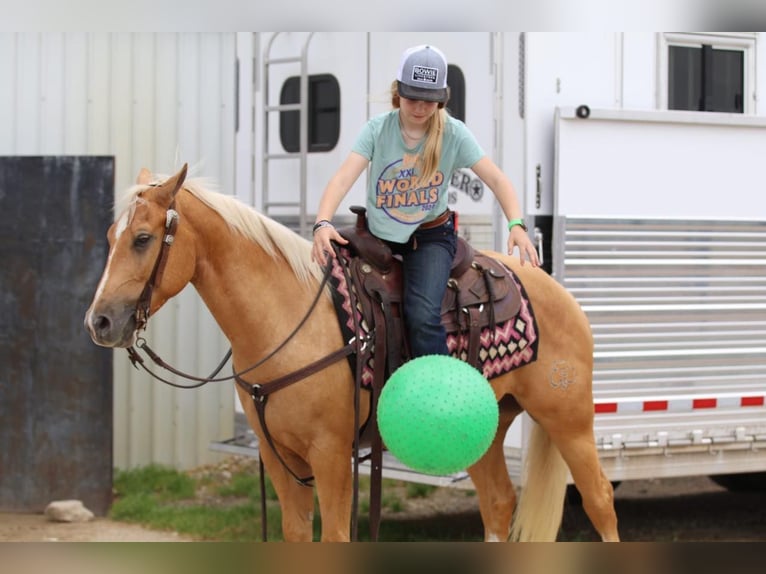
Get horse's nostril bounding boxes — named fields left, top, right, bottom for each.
left=93, top=314, right=112, bottom=335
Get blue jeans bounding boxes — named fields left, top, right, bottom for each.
left=386, top=213, right=457, bottom=358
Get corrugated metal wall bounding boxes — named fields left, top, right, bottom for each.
left=0, top=32, right=238, bottom=470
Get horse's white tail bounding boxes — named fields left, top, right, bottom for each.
left=509, top=421, right=568, bottom=542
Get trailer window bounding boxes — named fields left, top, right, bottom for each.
left=668, top=45, right=743, bottom=113
left=661, top=33, right=755, bottom=114
left=446, top=64, right=466, bottom=123
left=279, top=74, right=340, bottom=153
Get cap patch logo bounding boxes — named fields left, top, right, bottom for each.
left=411, top=65, right=438, bottom=84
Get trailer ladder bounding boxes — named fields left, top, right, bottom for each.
left=261, top=32, right=315, bottom=237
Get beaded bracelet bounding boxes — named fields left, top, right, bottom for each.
left=312, top=220, right=333, bottom=235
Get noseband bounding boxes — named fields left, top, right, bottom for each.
left=135, top=199, right=179, bottom=332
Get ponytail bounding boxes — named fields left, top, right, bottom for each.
left=390, top=80, right=449, bottom=189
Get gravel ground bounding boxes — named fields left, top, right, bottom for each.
left=0, top=513, right=196, bottom=542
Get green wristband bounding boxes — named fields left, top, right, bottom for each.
left=507, top=218, right=527, bottom=232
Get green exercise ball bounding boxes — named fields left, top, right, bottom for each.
left=377, top=354, right=499, bottom=475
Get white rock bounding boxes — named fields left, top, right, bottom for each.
left=44, top=500, right=95, bottom=523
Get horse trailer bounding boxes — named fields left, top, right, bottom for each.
left=2, top=32, right=764, bottom=491
left=220, top=32, right=766, bottom=491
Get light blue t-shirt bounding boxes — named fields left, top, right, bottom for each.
left=351, top=110, right=485, bottom=243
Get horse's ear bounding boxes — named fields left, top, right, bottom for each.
left=155, top=163, right=188, bottom=206
left=136, top=168, right=153, bottom=185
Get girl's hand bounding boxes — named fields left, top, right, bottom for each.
left=507, top=226, right=540, bottom=267
left=311, top=224, right=348, bottom=267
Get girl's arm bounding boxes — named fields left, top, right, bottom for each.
left=311, top=151, right=369, bottom=266
left=471, top=156, right=539, bottom=267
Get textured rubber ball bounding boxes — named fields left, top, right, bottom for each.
left=377, top=354, right=499, bottom=475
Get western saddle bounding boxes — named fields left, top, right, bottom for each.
left=336, top=205, right=522, bottom=375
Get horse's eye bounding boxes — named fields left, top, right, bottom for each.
left=133, top=233, right=153, bottom=250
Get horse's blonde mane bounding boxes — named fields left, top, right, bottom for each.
left=115, top=173, right=323, bottom=286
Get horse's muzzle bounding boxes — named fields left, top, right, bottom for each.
left=84, top=304, right=138, bottom=348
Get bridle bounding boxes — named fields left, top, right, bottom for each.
left=134, top=197, right=179, bottom=333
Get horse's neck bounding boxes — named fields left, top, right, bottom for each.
left=184, top=204, right=311, bottom=360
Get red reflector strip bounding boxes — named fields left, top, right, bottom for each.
left=594, top=396, right=766, bottom=415
left=692, top=398, right=717, bottom=409
left=643, top=400, right=668, bottom=411
left=741, top=396, right=765, bottom=407
left=594, top=403, right=618, bottom=414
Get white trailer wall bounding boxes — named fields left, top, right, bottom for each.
left=0, top=32, right=238, bottom=470
left=503, top=32, right=766, bottom=482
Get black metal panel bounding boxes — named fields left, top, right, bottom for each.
left=530, top=214, right=553, bottom=275
left=0, top=156, right=114, bottom=515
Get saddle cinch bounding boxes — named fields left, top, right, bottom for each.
left=336, top=205, right=522, bottom=379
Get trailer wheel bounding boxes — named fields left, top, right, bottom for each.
left=709, top=472, right=766, bottom=492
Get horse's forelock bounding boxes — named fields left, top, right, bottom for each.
left=113, top=168, right=185, bottom=224
left=114, top=184, right=151, bottom=223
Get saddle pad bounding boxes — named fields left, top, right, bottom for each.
left=328, top=249, right=539, bottom=385
left=329, top=249, right=376, bottom=388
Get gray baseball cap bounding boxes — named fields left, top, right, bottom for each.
left=396, top=45, right=449, bottom=103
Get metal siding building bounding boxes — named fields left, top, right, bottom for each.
left=0, top=32, right=237, bottom=470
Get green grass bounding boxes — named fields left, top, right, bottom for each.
left=110, top=462, right=484, bottom=541
left=111, top=464, right=283, bottom=541
left=113, top=464, right=196, bottom=502
left=215, top=472, right=263, bottom=499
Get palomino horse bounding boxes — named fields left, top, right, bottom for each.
left=84, top=165, right=619, bottom=542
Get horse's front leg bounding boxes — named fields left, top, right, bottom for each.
left=258, top=446, right=316, bottom=541
left=236, top=388, right=316, bottom=541
left=303, top=366, right=364, bottom=542
left=309, top=439, right=354, bottom=542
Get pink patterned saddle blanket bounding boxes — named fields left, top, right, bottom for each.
left=328, top=243, right=539, bottom=386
